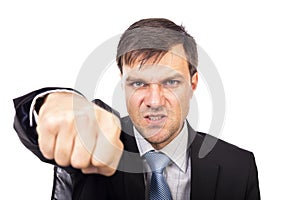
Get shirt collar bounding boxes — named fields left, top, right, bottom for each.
left=134, top=121, right=189, bottom=172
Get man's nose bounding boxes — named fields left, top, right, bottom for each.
left=144, top=84, right=165, bottom=108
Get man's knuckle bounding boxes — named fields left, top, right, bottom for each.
left=39, top=145, right=54, bottom=159
left=57, top=112, right=74, bottom=125
left=104, top=169, right=116, bottom=176
left=71, top=156, right=89, bottom=169
left=55, top=158, right=70, bottom=167
left=91, top=157, right=105, bottom=168
left=55, top=151, right=70, bottom=166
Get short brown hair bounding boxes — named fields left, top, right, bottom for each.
left=116, top=18, right=198, bottom=78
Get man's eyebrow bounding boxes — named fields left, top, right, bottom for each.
left=125, top=72, right=185, bottom=82
left=162, top=73, right=185, bottom=80
left=125, top=76, right=145, bottom=82
left=158, top=73, right=186, bottom=83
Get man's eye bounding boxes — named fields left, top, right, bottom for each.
left=132, top=82, right=145, bottom=88
left=164, top=80, right=180, bottom=87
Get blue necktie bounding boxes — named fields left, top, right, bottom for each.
left=144, top=151, right=172, bottom=200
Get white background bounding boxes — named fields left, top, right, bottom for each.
left=1, top=0, right=300, bottom=199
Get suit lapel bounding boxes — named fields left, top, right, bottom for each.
left=119, top=117, right=146, bottom=200
left=188, top=123, right=220, bottom=200
left=118, top=118, right=220, bottom=200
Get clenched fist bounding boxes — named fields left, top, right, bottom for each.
left=36, top=92, right=123, bottom=176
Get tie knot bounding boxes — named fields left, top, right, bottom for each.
left=144, top=151, right=170, bottom=173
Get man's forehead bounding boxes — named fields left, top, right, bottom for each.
left=123, top=64, right=185, bottom=82
left=123, top=46, right=189, bottom=74
left=123, top=44, right=187, bottom=67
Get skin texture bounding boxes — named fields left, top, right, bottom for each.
left=123, top=45, right=198, bottom=149
left=37, top=93, right=123, bottom=176
left=36, top=45, right=198, bottom=175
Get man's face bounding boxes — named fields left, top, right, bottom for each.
left=122, top=46, right=198, bottom=149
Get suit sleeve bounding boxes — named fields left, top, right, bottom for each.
left=13, top=87, right=120, bottom=199
left=246, top=153, right=261, bottom=200
left=13, top=87, right=76, bottom=164
left=51, top=166, right=73, bottom=200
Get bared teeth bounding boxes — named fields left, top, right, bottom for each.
left=148, top=116, right=162, bottom=121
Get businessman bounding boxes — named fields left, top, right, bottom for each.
left=13, top=18, right=260, bottom=199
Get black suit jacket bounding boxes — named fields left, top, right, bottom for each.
left=13, top=88, right=260, bottom=200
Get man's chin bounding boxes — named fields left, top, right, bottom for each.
left=142, top=129, right=169, bottom=143
left=141, top=127, right=164, bottom=137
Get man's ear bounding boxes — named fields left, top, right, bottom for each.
left=191, top=72, right=198, bottom=91
left=119, top=72, right=124, bottom=89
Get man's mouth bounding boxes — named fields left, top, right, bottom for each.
left=148, top=116, right=163, bottom=121
left=144, top=114, right=167, bottom=123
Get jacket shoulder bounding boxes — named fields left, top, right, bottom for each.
left=193, top=132, right=260, bottom=199
left=194, top=132, right=255, bottom=167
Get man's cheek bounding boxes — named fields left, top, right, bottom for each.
left=128, top=90, right=144, bottom=103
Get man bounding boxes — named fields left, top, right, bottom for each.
left=13, top=18, right=260, bottom=199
